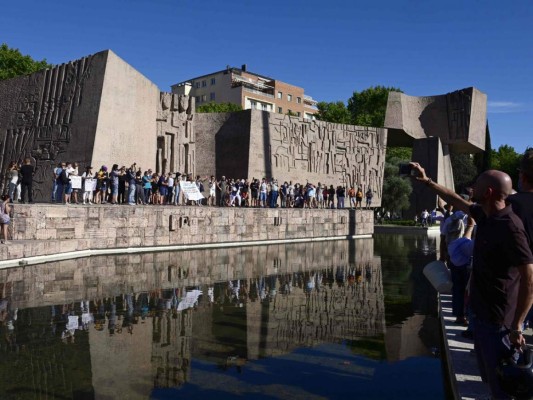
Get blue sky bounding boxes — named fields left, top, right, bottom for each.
left=2, top=0, right=532, bottom=152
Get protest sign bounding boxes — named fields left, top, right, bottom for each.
left=84, top=179, right=97, bottom=192
left=180, top=181, right=204, bottom=201
left=70, top=176, right=82, bottom=189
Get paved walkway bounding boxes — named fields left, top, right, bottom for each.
left=439, top=294, right=533, bottom=400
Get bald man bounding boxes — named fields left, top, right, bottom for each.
left=410, top=163, right=533, bottom=400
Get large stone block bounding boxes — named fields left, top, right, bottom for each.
left=385, top=87, right=487, bottom=153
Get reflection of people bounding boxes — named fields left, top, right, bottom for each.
left=411, top=162, right=533, bottom=399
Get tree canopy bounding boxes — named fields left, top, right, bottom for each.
left=381, top=151, right=412, bottom=214
left=196, top=102, right=243, bottom=113
left=315, top=101, right=351, bottom=124
left=0, top=43, right=51, bottom=81
left=450, top=153, right=478, bottom=193
left=347, top=86, right=402, bottom=127
left=491, top=144, right=521, bottom=186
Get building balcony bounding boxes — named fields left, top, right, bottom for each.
left=304, top=94, right=318, bottom=106
left=242, top=86, right=274, bottom=98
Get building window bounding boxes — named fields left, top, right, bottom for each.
left=250, top=100, right=257, bottom=109
left=196, top=96, right=201, bottom=103
left=202, top=80, right=207, bottom=87
left=297, top=97, right=301, bottom=104
left=211, top=78, right=216, bottom=85
left=195, top=82, right=200, bottom=89
left=287, top=94, right=292, bottom=102
left=202, top=94, right=207, bottom=102
left=277, top=91, right=282, bottom=99
left=297, top=111, right=301, bottom=117
left=210, top=92, right=215, bottom=101
left=278, top=107, right=282, bottom=113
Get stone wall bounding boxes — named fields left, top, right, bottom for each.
left=194, top=110, right=387, bottom=205
left=248, top=111, right=387, bottom=205
left=0, top=204, right=374, bottom=263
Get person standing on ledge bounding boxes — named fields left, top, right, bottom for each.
left=410, top=162, right=533, bottom=399
left=19, top=158, right=35, bottom=204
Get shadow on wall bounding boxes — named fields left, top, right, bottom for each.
left=262, top=110, right=272, bottom=180
left=215, top=112, right=252, bottom=179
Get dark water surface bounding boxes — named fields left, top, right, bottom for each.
left=0, top=234, right=445, bottom=400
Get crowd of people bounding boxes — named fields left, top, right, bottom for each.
left=3, top=160, right=376, bottom=210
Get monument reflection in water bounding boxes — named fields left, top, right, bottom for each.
left=0, top=235, right=444, bottom=400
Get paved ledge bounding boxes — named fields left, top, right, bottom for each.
left=439, top=294, right=532, bottom=400
left=374, top=224, right=440, bottom=235
left=1, top=204, right=374, bottom=267
left=0, top=234, right=372, bottom=270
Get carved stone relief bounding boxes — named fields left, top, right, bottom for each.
left=156, top=93, right=195, bottom=176
left=0, top=56, right=94, bottom=198
left=267, top=114, right=387, bottom=204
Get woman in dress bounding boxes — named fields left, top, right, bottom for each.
left=6, top=162, right=18, bottom=203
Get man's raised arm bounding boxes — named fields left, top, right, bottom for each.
left=409, top=162, right=472, bottom=214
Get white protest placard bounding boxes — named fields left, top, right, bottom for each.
left=84, top=178, right=97, bottom=192
left=180, top=181, right=204, bottom=201
left=70, top=176, right=82, bottom=189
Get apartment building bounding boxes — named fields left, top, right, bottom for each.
left=171, top=65, right=318, bottom=119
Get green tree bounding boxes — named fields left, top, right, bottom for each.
left=492, top=144, right=521, bottom=186
left=381, top=154, right=412, bottom=214
left=347, top=86, right=402, bottom=127
left=315, top=101, right=351, bottom=124
left=451, top=153, right=478, bottom=193
left=380, top=147, right=412, bottom=214
left=386, top=147, right=412, bottom=162
left=196, top=102, right=243, bottom=113
left=0, top=43, right=51, bottom=80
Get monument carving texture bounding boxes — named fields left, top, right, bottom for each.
left=156, top=92, right=196, bottom=176
left=1, top=49, right=388, bottom=204
left=0, top=53, right=103, bottom=199
left=249, top=112, right=387, bottom=206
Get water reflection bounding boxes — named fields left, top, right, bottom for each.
left=0, top=236, right=443, bottom=400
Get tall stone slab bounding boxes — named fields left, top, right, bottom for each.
left=385, top=87, right=487, bottom=153
left=0, top=51, right=106, bottom=200
left=0, top=50, right=160, bottom=201
left=91, top=51, right=159, bottom=171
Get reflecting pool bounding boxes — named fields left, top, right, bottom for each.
left=0, top=234, right=444, bottom=399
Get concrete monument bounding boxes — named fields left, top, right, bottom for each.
left=1, top=49, right=387, bottom=205
left=385, top=87, right=487, bottom=213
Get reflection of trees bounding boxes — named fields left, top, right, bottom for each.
left=374, top=234, right=438, bottom=325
